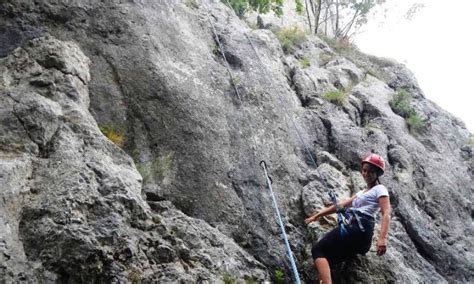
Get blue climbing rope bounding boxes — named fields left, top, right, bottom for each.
left=204, top=3, right=302, bottom=282
left=260, top=161, right=301, bottom=284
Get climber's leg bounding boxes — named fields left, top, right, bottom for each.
left=315, top=257, right=331, bottom=284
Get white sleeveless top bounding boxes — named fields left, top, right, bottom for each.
left=352, top=184, right=389, bottom=218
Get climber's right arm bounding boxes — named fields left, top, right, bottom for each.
left=304, top=196, right=356, bottom=224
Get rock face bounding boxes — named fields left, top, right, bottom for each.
left=0, top=36, right=268, bottom=282
left=0, top=1, right=472, bottom=283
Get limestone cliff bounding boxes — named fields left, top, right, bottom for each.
left=0, top=0, right=472, bottom=282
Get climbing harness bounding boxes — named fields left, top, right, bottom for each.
left=328, top=191, right=350, bottom=236
left=328, top=191, right=365, bottom=237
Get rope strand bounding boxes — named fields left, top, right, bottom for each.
left=204, top=2, right=301, bottom=283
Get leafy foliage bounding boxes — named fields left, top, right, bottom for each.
left=275, top=25, right=307, bottom=53
left=185, top=0, right=199, bottom=9
left=323, top=90, right=347, bottom=105
left=304, top=0, right=387, bottom=39
left=225, top=0, right=284, bottom=17
left=318, top=52, right=336, bottom=66
left=274, top=267, right=285, bottom=282
left=407, top=113, right=426, bottom=132
left=319, top=33, right=355, bottom=58
left=226, top=0, right=248, bottom=17
left=99, top=125, right=124, bottom=147
left=389, top=89, right=426, bottom=133
left=230, top=75, right=241, bottom=86
left=299, top=57, right=311, bottom=68
left=389, top=89, right=413, bottom=118
left=295, top=0, right=304, bottom=14
left=222, top=272, right=237, bottom=284
left=244, top=276, right=257, bottom=284
left=128, top=270, right=141, bottom=283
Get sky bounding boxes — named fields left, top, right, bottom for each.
left=353, top=0, right=474, bottom=133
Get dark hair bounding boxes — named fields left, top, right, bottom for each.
left=365, top=163, right=384, bottom=177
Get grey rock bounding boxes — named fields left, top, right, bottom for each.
left=0, top=36, right=268, bottom=282
left=388, top=144, right=411, bottom=171
left=326, top=57, right=365, bottom=90
left=316, top=151, right=346, bottom=172
left=0, top=0, right=472, bottom=283
left=382, top=63, right=424, bottom=98
left=302, top=163, right=350, bottom=216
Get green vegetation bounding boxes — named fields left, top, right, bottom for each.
left=389, top=89, right=413, bottom=118
left=212, top=45, right=221, bottom=57
left=318, top=34, right=390, bottom=80
left=364, top=67, right=380, bottom=79
left=226, top=0, right=247, bottom=17
left=318, top=52, right=335, bottom=66
left=406, top=113, right=426, bottom=132
left=274, top=267, right=285, bottom=283
left=244, top=276, right=256, bottom=284
left=230, top=75, right=241, bottom=86
left=389, top=89, right=426, bottom=133
left=299, top=57, right=311, bottom=68
left=363, top=119, right=382, bottom=131
left=99, top=125, right=124, bottom=147
left=128, top=270, right=141, bottom=283
left=136, top=163, right=149, bottom=182
left=275, top=26, right=307, bottom=53
left=185, top=0, right=199, bottom=9
left=222, top=272, right=237, bottom=284
left=303, top=0, right=387, bottom=39
left=319, top=34, right=355, bottom=58
left=295, top=0, right=304, bottom=14
left=131, top=148, right=141, bottom=163
left=366, top=54, right=397, bottom=67
left=224, top=0, right=284, bottom=18
left=323, top=90, right=348, bottom=106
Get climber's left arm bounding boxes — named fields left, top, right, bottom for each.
left=376, top=196, right=391, bottom=256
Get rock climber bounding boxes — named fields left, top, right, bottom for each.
left=304, top=153, right=391, bottom=284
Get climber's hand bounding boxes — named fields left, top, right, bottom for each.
left=304, top=214, right=319, bottom=225
left=376, top=238, right=387, bottom=256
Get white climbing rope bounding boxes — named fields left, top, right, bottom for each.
left=205, top=9, right=261, bottom=154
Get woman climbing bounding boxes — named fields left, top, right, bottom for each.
left=304, top=153, right=391, bottom=284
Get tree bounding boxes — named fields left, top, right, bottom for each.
left=314, top=0, right=322, bottom=34
left=227, top=0, right=248, bottom=17
left=337, top=0, right=387, bottom=39
left=225, top=0, right=285, bottom=17
left=295, top=0, right=304, bottom=14
left=304, top=0, right=332, bottom=35
left=303, top=0, right=387, bottom=39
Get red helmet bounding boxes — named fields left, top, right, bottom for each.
left=361, top=153, right=385, bottom=174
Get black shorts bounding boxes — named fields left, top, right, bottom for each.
left=311, top=213, right=374, bottom=265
